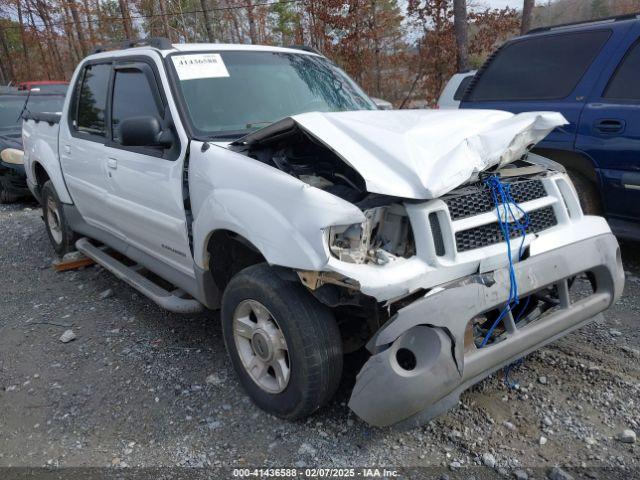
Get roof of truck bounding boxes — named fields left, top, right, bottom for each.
left=168, top=43, right=320, bottom=56
left=87, top=39, right=321, bottom=60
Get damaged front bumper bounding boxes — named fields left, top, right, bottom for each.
left=348, top=233, right=624, bottom=427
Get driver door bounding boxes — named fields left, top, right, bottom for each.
left=103, top=59, right=193, bottom=276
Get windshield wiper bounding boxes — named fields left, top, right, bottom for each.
left=16, top=88, right=32, bottom=122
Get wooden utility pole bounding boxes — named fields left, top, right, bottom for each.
left=453, top=0, right=469, bottom=72
left=521, top=0, right=535, bottom=35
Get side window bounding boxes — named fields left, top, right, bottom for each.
left=468, top=30, right=611, bottom=101
left=111, top=68, right=162, bottom=143
left=604, top=40, right=640, bottom=100
left=76, top=64, right=111, bottom=137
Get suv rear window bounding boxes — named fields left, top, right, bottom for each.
left=467, top=30, right=611, bottom=101
left=604, top=39, right=640, bottom=100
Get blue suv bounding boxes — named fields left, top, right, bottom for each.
left=461, top=13, right=640, bottom=241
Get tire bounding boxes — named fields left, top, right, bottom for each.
left=567, top=169, right=602, bottom=215
left=0, top=183, right=20, bottom=204
left=221, top=264, right=343, bottom=420
left=41, top=180, right=78, bottom=256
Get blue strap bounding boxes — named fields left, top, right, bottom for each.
left=479, top=175, right=530, bottom=348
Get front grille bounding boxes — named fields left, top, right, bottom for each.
left=455, top=206, right=557, bottom=252
left=445, top=179, right=547, bottom=220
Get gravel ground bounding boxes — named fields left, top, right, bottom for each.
left=0, top=201, right=638, bottom=479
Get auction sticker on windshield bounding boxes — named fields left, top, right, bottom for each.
left=172, top=53, right=230, bottom=80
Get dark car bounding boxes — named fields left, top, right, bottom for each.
left=460, top=13, right=640, bottom=241
left=0, top=90, right=66, bottom=203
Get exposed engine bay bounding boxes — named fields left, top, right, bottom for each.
left=232, top=121, right=416, bottom=264
left=232, top=121, right=367, bottom=203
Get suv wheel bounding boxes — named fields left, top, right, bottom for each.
left=567, top=169, right=602, bottom=215
left=41, top=180, right=78, bottom=256
left=221, top=264, right=343, bottom=420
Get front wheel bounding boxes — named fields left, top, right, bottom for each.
left=41, top=180, right=78, bottom=256
left=221, top=264, right=343, bottom=420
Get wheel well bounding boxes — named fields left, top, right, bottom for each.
left=207, top=230, right=266, bottom=293
left=33, top=162, right=50, bottom=192
left=533, top=148, right=598, bottom=184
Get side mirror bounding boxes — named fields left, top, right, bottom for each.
left=119, top=116, right=172, bottom=147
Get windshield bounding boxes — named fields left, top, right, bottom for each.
left=26, top=94, right=65, bottom=114
left=0, top=96, right=25, bottom=130
left=169, top=51, right=376, bottom=138
left=28, top=84, right=68, bottom=94
left=0, top=94, right=65, bottom=131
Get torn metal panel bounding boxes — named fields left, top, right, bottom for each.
left=237, top=110, right=568, bottom=200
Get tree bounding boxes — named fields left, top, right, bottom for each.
left=246, top=0, right=258, bottom=43
left=69, top=0, right=89, bottom=56
left=591, top=0, right=610, bottom=18
left=408, top=0, right=519, bottom=106
left=200, top=0, right=216, bottom=42
left=0, top=20, right=16, bottom=82
left=158, top=0, right=173, bottom=41
left=521, top=0, right=534, bottom=34
left=270, top=0, right=299, bottom=45
left=117, top=0, right=134, bottom=39
left=453, top=0, right=469, bottom=72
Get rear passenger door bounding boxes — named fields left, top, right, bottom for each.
left=103, top=59, right=193, bottom=276
left=576, top=30, right=640, bottom=222
left=60, top=62, right=115, bottom=234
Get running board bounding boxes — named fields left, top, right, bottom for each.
left=75, top=238, right=204, bottom=314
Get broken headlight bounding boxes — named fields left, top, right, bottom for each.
left=328, top=205, right=415, bottom=264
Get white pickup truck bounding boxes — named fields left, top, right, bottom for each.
left=22, top=39, right=624, bottom=427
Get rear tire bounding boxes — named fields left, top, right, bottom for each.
left=41, top=180, right=78, bottom=256
left=567, top=169, right=602, bottom=215
left=221, top=264, right=343, bottom=420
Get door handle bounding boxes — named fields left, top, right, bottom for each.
left=594, top=119, right=625, bottom=134
left=107, top=158, right=118, bottom=170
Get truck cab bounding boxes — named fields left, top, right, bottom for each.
left=22, top=39, right=624, bottom=428
left=461, top=14, right=640, bottom=241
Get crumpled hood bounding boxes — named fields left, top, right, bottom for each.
left=256, top=109, right=567, bottom=199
